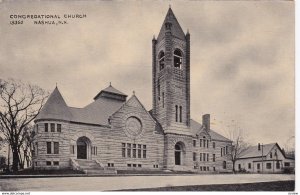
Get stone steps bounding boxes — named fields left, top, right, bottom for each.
left=74, top=159, right=116, bottom=175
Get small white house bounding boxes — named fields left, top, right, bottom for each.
left=235, top=143, right=295, bottom=173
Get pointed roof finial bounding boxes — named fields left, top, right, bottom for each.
left=169, top=4, right=171, bottom=8
left=109, top=82, right=112, bottom=86
left=56, top=82, right=57, bottom=88
left=133, top=90, right=135, bottom=95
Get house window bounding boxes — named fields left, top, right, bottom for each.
left=46, top=142, right=51, bottom=154
left=175, top=105, right=178, bottom=122
left=213, top=167, right=216, bottom=171
left=207, top=140, right=209, bottom=148
left=203, top=140, right=206, bottom=148
left=127, top=164, right=131, bottom=167
left=207, top=167, right=209, bottom=171
left=46, top=161, right=51, bottom=166
left=270, top=152, right=273, bottom=158
left=53, top=161, right=59, bottom=166
left=50, top=123, right=55, bottom=132
left=257, top=163, right=261, bottom=170
left=213, top=142, right=215, bottom=149
left=54, top=142, right=59, bottom=154
left=44, top=123, right=48, bottom=132
left=36, top=124, right=39, bottom=133
left=159, top=51, right=165, bottom=70
left=203, top=153, right=206, bottom=161
left=127, top=143, right=131, bottom=158
left=203, top=166, right=206, bottom=171
left=213, top=154, right=215, bottom=162
left=238, top=164, right=241, bottom=170
left=193, top=140, right=196, bottom=147
left=143, top=145, right=147, bottom=158
left=174, top=49, right=183, bottom=69
left=225, top=146, right=228, bottom=154
left=200, top=153, right=202, bottom=161
left=276, top=162, right=280, bottom=169
left=133, top=164, right=137, bottom=167
left=200, top=166, right=202, bottom=171
left=221, top=148, right=223, bottom=157
left=223, top=161, right=227, bottom=169
left=207, top=154, right=209, bottom=162
left=284, top=162, right=290, bottom=167
left=57, top=124, right=61, bottom=132
left=133, top=144, right=137, bottom=158
left=266, top=163, right=272, bottom=169
left=138, top=144, right=142, bottom=158
left=200, top=139, right=202, bottom=147
left=248, top=163, right=251, bottom=169
left=138, top=164, right=142, bottom=168
left=193, top=152, right=196, bottom=161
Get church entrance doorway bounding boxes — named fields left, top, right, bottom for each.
left=77, top=136, right=91, bottom=159
left=175, top=142, right=185, bottom=165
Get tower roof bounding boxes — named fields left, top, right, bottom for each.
left=36, top=87, right=73, bottom=121
left=94, top=84, right=127, bottom=101
left=157, top=7, right=186, bottom=42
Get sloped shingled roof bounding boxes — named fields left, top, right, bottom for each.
left=35, top=87, right=73, bottom=121
left=239, top=143, right=277, bottom=159
left=36, top=86, right=126, bottom=126
left=190, top=119, right=231, bottom=142
left=157, top=7, right=186, bottom=43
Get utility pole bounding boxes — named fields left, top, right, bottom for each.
left=261, top=143, right=264, bottom=173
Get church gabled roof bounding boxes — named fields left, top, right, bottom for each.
left=190, top=119, right=232, bottom=142
left=157, top=7, right=186, bottom=42
left=35, top=87, right=73, bottom=121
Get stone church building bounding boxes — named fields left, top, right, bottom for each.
left=33, top=8, right=233, bottom=173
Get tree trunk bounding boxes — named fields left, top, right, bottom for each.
left=12, top=148, right=19, bottom=172
left=232, top=160, right=236, bottom=174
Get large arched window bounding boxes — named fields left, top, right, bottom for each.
left=174, top=49, right=183, bottom=69
left=175, top=142, right=184, bottom=165
left=159, top=51, right=165, bottom=71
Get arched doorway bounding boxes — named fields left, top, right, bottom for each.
left=77, top=136, right=91, bottom=159
left=174, top=142, right=185, bottom=165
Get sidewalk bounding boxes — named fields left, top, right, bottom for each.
left=0, top=174, right=295, bottom=191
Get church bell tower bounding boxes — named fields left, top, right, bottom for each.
left=152, top=7, right=191, bottom=133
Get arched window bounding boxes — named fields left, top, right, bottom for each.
left=223, top=161, right=227, bottom=169
left=159, top=51, right=165, bottom=71
left=175, top=142, right=184, bottom=165
left=173, top=49, right=183, bottom=69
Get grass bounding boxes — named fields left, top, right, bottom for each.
left=0, top=168, right=84, bottom=175
left=119, top=180, right=295, bottom=191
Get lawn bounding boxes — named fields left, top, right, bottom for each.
left=120, top=180, right=295, bottom=191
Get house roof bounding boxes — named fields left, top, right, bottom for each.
left=35, top=87, right=73, bottom=121
left=239, top=143, right=277, bottom=159
left=157, top=8, right=186, bottom=43
left=190, top=119, right=231, bottom=142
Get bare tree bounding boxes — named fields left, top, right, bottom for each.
left=226, top=123, right=250, bottom=173
left=0, top=79, right=48, bottom=172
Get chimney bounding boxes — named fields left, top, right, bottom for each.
left=202, top=114, right=210, bottom=131
left=258, top=143, right=261, bottom=151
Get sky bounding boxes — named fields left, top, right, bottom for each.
left=0, top=1, right=295, bottom=150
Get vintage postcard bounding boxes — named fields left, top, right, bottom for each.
left=0, top=0, right=295, bottom=192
